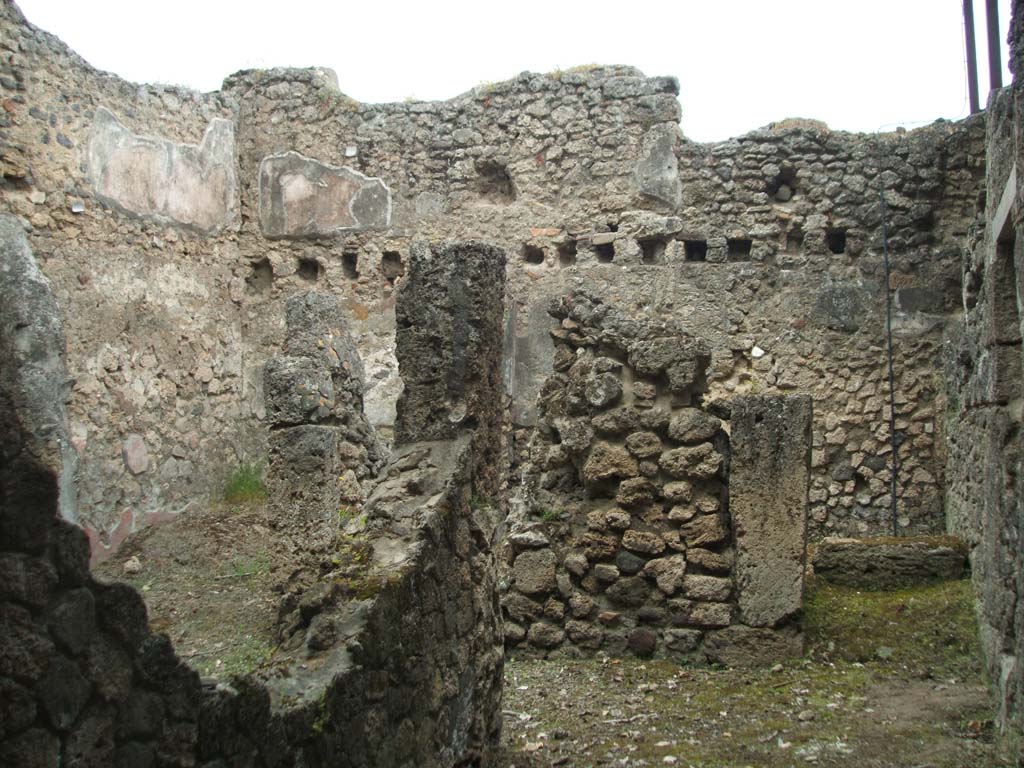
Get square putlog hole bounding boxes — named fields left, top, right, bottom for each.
left=640, top=237, right=668, bottom=265
left=557, top=241, right=577, bottom=267
left=727, top=238, right=752, bottom=262
left=594, top=242, right=615, bottom=263
left=381, top=251, right=405, bottom=284
left=683, top=240, right=707, bottom=262
left=342, top=249, right=359, bottom=279
left=826, top=228, right=847, bottom=254
left=522, top=244, right=546, bottom=265
left=297, top=257, right=323, bottom=282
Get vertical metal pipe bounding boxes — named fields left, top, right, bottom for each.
left=965, top=0, right=982, bottom=113
left=987, top=0, right=1004, bottom=91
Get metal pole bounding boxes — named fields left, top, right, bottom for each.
left=987, top=0, right=1003, bottom=91
left=965, top=0, right=981, bottom=113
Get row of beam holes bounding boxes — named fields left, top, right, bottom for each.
left=247, top=249, right=407, bottom=292
left=522, top=242, right=579, bottom=268
left=786, top=226, right=846, bottom=255
left=517, top=226, right=846, bottom=267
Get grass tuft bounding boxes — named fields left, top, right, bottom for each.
left=223, top=462, right=266, bottom=504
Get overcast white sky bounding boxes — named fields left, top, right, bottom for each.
left=14, top=0, right=1014, bottom=142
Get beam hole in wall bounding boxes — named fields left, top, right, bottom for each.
left=246, top=257, right=273, bottom=294
left=684, top=239, right=707, bottom=262
left=640, top=237, right=668, bottom=265
left=727, top=238, right=752, bottom=262
left=342, top=248, right=360, bottom=279
left=767, top=167, right=798, bottom=201
left=606, top=222, right=619, bottom=233
left=522, top=244, right=546, bottom=265
left=786, top=225, right=804, bottom=254
left=381, top=251, right=405, bottom=285
left=297, top=256, right=323, bottom=282
left=594, top=242, right=615, bottom=263
left=474, top=159, right=516, bottom=204
left=557, top=240, right=577, bottom=267
left=826, top=228, right=847, bottom=255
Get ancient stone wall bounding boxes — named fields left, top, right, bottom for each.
left=944, top=77, right=1024, bottom=745
left=0, top=216, right=506, bottom=766
left=500, top=291, right=810, bottom=662
left=0, top=0, right=987, bottom=551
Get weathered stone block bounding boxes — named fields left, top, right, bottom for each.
left=605, top=576, right=650, bottom=607
left=667, top=409, right=721, bottom=444
left=502, top=592, right=543, bottom=624
left=258, top=151, right=390, bottom=237
left=659, top=444, right=722, bottom=479
left=581, top=533, right=618, bottom=560
left=0, top=553, right=56, bottom=608
left=566, top=620, right=603, bottom=648
left=812, top=536, right=967, bottom=589
left=615, top=477, right=655, bottom=507
left=48, top=588, right=96, bottom=656
left=622, top=529, right=666, bottom=555
left=642, top=555, right=687, bottom=595
left=584, top=371, right=622, bottom=408
left=628, top=627, right=658, bottom=657
left=625, top=431, right=662, bottom=458
left=731, top=395, right=812, bottom=628
left=680, top=514, right=729, bottom=547
left=394, top=242, right=506, bottom=451
left=682, top=575, right=732, bottom=602
left=554, top=417, right=594, bottom=454
left=664, top=628, right=703, bottom=654
left=582, top=442, right=638, bottom=488
left=513, top=549, right=558, bottom=596
left=702, top=626, right=804, bottom=667
left=527, top=621, right=565, bottom=648
left=667, top=599, right=732, bottom=628
left=37, top=655, right=91, bottom=731
left=615, top=549, right=646, bottom=575
left=635, top=123, right=681, bottom=207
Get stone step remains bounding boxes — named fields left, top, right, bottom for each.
left=811, top=535, right=968, bottom=589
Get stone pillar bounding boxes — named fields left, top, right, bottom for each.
left=730, top=394, right=812, bottom=628
left=393, top=241, right=507, bottom=493
left=263, top=291, right=381, bottom=537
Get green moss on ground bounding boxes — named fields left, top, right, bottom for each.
left=502, top=577, right=1011, bottom=767
left=804, top=578, right=982, bottom=676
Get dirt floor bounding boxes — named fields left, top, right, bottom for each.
left=93, top=500, right=287, bottom=678
left=95, top=502, right=1014, bottom=766
left=498, top=579, right=1014, bottom=767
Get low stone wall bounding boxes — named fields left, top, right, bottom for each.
left=502, top=290, right=810, bottom=663
left=200, top=436, right=504, bottom=768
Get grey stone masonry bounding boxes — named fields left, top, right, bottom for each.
left=731, top=394, right=812, bottom=628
